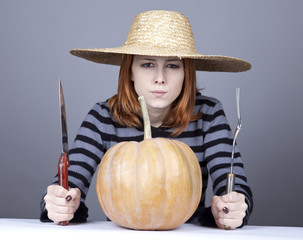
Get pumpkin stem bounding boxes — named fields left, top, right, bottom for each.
left=138, top=96, right=152, bottom=139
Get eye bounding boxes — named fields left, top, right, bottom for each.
left=141, top=62, right=154, bottom=68
left=167, top=64, right=180, bottom=69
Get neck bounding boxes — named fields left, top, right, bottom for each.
left=147, top=106, right=170, bottom=128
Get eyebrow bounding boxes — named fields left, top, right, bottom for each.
left=141, top=57, right=182, bottom=62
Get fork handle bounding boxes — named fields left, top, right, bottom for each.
left=226, top=173, right=235, bottom=194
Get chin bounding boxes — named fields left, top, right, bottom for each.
left=146, top=98, right=173, bottom=111
left=149, top=104, right=171, bottom=110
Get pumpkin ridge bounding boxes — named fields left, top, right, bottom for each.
left=97, top=142, right=126, bottom=224
left=135, top=139, right=164, bottom=229
left=155, top=138, right=182, bottom=229
left=168, top=139, right=190, bottom=228
left=153, top=138, right=167, bottom=228
left=173, top=140, right=202, bottom=221
left=134, top=140, right=141, bottom=228
left=119, top=141, right=138, bottom=226
left=107, top=142, right=129, bottom=224
left=172, top=140, right=195, bottom=224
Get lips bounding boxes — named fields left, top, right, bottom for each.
left=151, top=91, right=167, bottom=97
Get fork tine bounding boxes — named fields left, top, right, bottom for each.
left=236, top=88, right=241, bottom=126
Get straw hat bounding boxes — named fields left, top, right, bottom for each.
left=70, top=10, right=251, bottom=72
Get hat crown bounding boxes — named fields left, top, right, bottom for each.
left=124, top=10, right=197, bottom=56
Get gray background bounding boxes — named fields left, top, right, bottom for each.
left=0, top=0, right=302, bottom=227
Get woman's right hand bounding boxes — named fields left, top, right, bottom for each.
left=44, top=185, right=81, bottom=224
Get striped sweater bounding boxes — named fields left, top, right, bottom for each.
left=40, top=93, right=253, bottom=226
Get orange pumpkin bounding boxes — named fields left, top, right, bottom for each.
left=96, top=96, right=202, bottom=230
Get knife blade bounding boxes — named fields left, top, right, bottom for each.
left=58, top=78, right=70, bottom=226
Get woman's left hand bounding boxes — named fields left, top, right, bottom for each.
left=211, top=192, right=248, bottom=230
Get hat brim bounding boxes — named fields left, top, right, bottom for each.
left=70, top=47, right=251, bottom=72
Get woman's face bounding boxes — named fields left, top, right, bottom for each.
left=131, top=55, right=184, bottom=113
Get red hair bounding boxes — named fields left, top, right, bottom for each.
left=108, top=55, right=201, bottom=137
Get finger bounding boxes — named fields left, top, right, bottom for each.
left=47, top=185, right=68, bottom=198
left=211, top=195, right=226, bottom=212
left=218, top=208, right=246, bottom=220
left=217, top=217, right=243, bottom=230
left=45, top=203, right=76, bottom=215
left=224, top=225, right=233, bottom=230
left=225, top=201, right=248, bottom=212
left=48, top=211, right=74, bottom=223
left=221, top=192, right=245, bottom=203
left=65, top=195, right=72, bottom=202
left=44, top=193, right=71, bottom=207
left=222, top=207, right=229, bottom=214
left=66, top=188, right=81, bottom=202
left=221, top=194, right=247, bottom=212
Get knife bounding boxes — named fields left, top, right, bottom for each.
left=58, top=79, right=70, bottom=226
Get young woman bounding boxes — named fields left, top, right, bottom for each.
left=41, top=10, right=253, bottom=230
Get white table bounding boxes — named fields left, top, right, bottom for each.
left=0, top=218, right=302, bottom=239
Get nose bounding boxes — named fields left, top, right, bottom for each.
left=154, top=68, right=165, bottom=84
